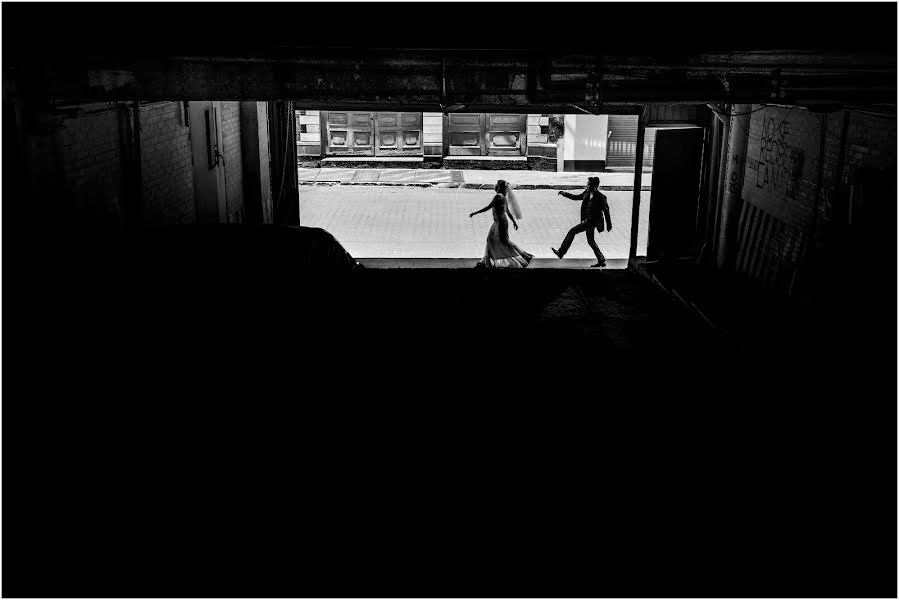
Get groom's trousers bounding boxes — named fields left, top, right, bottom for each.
left=557, top=220, right=605, bottom=261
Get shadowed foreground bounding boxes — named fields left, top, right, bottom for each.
left=5, top=225, right=894, bottom=598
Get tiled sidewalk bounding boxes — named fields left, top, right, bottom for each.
left=299, top=186, right=650, bottom=259
left=298, top=168, right=651, bottom=189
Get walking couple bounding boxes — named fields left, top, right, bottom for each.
left=469, top=177, right=611, bottom=268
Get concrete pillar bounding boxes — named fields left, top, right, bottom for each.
left=716, top=103, right=751, bottom=269
left=710, top=117, right=730, bottom=260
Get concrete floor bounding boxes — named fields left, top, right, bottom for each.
left=357, top=257, right=629, bottom=269
left=299, top=186, right=650, bottom=259
left=19, top=226, right=893, bottom=600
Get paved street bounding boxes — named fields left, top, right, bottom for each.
left=299, top=186, right=650, bottom=259
left=298, top=167, right=652, bottom=188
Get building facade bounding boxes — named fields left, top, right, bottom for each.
left=297, top=110, right=656, bottom=171
left=297, top=110, right=560, bottom=166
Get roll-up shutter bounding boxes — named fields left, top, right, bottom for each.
left=607, top=115, right=656, bottom=171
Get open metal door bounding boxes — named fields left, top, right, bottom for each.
left=646, top=127, right=705, bottom=261
left=189, top=100, right=226, bottom=224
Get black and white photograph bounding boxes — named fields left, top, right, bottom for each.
left=2, top=1, right=897, bottom=598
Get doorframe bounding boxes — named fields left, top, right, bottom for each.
left=628, top=106, right=649, bottom=266
left=211, top=101, right=227, bottom=222
left=190, top=100, right=227, bottom=224
left=644, top=125, right=706, bottom=261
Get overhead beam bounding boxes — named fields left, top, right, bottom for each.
left=12, top=49, right=896, bottom=108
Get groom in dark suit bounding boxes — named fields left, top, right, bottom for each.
left=551, top=176, right=612, bottom=267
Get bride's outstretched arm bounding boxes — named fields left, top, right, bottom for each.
left=469, top=197, right=498, bottom=218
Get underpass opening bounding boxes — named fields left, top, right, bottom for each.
left=295, top=109, right=680, bottom=268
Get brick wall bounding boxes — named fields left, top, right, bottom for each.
left=526, top=114, right=549, bottom=145
left=744, top=106, right=823, bottom=230
left=221, top=101, right=244, bottom=223
left=841, top=111, right=897, bottom=186
left=741, top=106, right=815, bottom=275
left=53, top=104, right=127, bottom=229
left=296, top=110, right=321, bottom=156
left=139, top=101, right=194, bottom=225
left=739, top=104, right=896, bottom=287
left=44, top=100, right=277, bottom=228
left=527, top=114, right=558, bottom=161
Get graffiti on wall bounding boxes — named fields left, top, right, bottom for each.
left=728, top=151, right=743, bottom=195
left=745, top=116, right=805, bottom=201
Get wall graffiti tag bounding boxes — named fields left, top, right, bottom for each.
left=728, top=155, right=743, bottom=195
left=727, top=164, right=743, bottom=195
left=746, top=116, right=805, bottom=201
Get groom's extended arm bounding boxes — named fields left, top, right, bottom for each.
left=558, top=190, right=586, bottom=200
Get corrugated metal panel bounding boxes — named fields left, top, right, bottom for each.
left=735, top=203, right=797, bottom=292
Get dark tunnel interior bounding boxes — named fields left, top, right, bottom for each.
left=3, top=3, right=897, bottom=598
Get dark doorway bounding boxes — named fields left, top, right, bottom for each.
left=646, top=127, right=704, bottom=261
